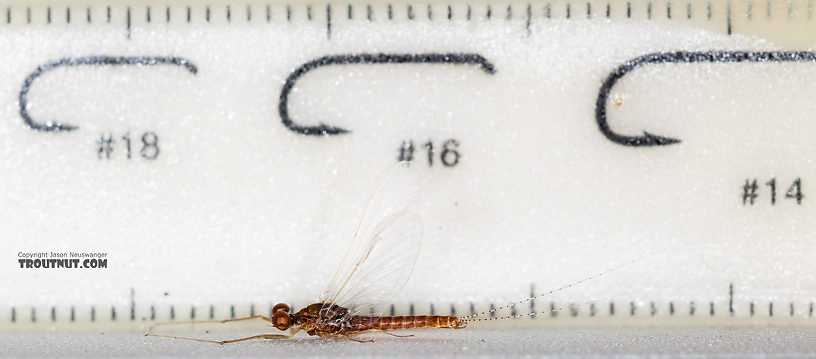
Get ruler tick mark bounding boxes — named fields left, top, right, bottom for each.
left=729, top=283, right=734, bottom=316
left=111, top=306, right=117, bottom=321
left=707, top=1, right=711, bottom=20
left=487, top=4, right=492, bottom=19
left=146, top=6, right=151, bottom=23
left=209, top=305, right=214, bottom=319
left=507, top=5, right=512, bottom=19
left=287, top=5, right=291, bottom=21
left=526, top=4, right=531, bottom=36
left=47, top=6, right=51, bottom=24
left=448, top=5, right=452, bottom=20
left=91, top=306, right=95, bottom=322
left=428, top=4, right=432, bottom=20
left=166, top=6, right=170, bottom=23
left=348, top=4, right=352, bottom=20
left=709, top=302, right=714, bottom=316
left=307, top=5, right=312, bottom=20
left=467, top=5, right=471, bottom=20
left=606, top=3, right=610, bottom=17
left=170, top=306, right=175, bottom=320
left=247, top=5, right=251, bottom=22
left=86, top=6, right=91, bottom=23
left=267, top=5, right=271, bottom=22
left=187, top=6, right=191, bottom=23
left=66, top=6, right=70, bottom=24
left=226, top=5, right=231, bottom=22
left=690, top=301, right=695, bottom=316
left=566, top=3, right=570, bottom=18
left=687, top=2, right=691, bottom=19
left=367, top=4, right=372, bottom=20
left=26, top=7, right=30, bottom=23
left=190, top=307, right=196, bottom=319
left=31, top=307, right=36, bottom=323
left=630, top=302, right=635, bottom=316
left=126, top=6, right=131, bottom=39
left=71, top=307, right=75, bottom=322
left=748, top=0, right=753, bottom=20
left=326, top=4, right=331, bottom=40
left=51, top=306, right=56, bottom=322
left=667, top=2, right=671, bottom=19
left=727, top=1, right=732, bottom=34
left=529, top=284, right=536, bottom=319
left=130, top=288, right=135, bottom=321
left=206, top=5, right=210, bottom=22
left=647, top=2, right=652, bottom=19
left=626, top=2, right=631, bottom=18
left=407, top=5, right=414, bottom=20
left=11, top=307, right=15, bottom=323
left=609, top=302, right=615, bottom=315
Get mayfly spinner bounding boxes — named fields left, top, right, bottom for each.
left=146, top=161, right=651, bottom=343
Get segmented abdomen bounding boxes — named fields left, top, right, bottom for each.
left=351, top=315, right=466, bottom=331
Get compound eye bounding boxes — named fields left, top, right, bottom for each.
left=273, top=311, right=291, bottom=330
left=273, top=303, right=290, bottom=314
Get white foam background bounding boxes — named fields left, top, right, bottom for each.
left=1, top=3, right=814, bottom=328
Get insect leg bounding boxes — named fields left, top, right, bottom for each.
left=145, top=328, right=300, bottom=345
left=147, top=314, right=276, bottom=332
left=341, top=335, right=374, bottom=343
left=378, top=331, right=414, bottom=338
left=220, top=330, right=298, bottom=344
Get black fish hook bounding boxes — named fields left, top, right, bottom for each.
left=19, top=56, right=198, bottom=132
left=595, top=51, right=816, bottom=147
left=278, top=53, right=497, bottom=136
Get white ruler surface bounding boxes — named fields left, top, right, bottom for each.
left=2, top=0, right=816, bottom=331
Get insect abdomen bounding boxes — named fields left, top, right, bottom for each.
left=351, top=316, right=466, bottom=330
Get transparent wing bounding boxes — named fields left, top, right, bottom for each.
left=320, top=161, right=421, bottom=318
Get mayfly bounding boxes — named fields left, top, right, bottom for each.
left=146, top=161, right=653, bottom=344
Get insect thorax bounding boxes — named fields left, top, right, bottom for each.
left=316, top=303, right=352, bottom=334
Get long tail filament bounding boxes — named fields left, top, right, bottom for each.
left=459, top=247, right=668, bottom=320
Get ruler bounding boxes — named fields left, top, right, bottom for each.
left=2, top=0, right=816, bottom=332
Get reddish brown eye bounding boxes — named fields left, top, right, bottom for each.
left=273, top=303, right=290, bottom=314
left=273, top=311, right=291, bottom=330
